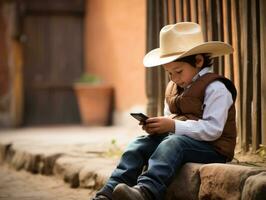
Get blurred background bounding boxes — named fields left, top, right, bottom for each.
left=0, top=0, right=266, bottom=154
left=0, top=0, right=147, bottom=127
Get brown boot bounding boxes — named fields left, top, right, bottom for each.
left=112, top=183, right=153, bottom=200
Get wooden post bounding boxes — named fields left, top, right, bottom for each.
left=146, top=0, right=159, bottom=117
left=198, top=0, right=207, bottom=41
left=222, top=0, right=233, bottom=80
left=260, top=0, right=266, bottom=145
left=231, top=0, right=242, bottom=150
left=156, top=0, right=165, bottom=116
left=176, top=0, right=183, bottom=22
left=183, top=0, right=190, bottom=21
left=206, top=0, right=213, bottom=42
left=241, top=0, right=252, bottom=152
left=145, top=0, right=167, bottom=117
left=251, top=0, right=261, bottom=152
left=163, top=0, right=169, bottom=25
left=215, top=0, right=224, bottom=75
left=190, top=0, right=197, bottom=23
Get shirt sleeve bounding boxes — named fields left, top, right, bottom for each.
left=170, top=81, right=234, bottom=141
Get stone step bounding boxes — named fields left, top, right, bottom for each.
left=1, top=142, right=266, bottom=199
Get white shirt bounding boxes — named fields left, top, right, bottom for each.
left=164, top=67, right=233, bottom=141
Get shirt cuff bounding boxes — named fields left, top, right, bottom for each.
left=173, top=120, right=190, bottom=135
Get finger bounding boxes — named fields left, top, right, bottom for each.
left=146, top=126, right=159, bottom=134
left=144, top=127, right=152, bottom=133
left=146, top=128, right=156, bottom=134
left=152, top=127, right=161, bottom=133
left=151, top=127, right=163, bottom=134
left=146, top=123, right=159, bottom=129
left=146, top=117, right=159, bottom=123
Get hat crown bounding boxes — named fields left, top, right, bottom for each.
left=160, top=22, right=204, bottom=56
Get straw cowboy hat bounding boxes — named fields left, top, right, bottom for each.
left=143, top=22, right=233, bottom=67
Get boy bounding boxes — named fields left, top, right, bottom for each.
left=92, top=22, right=237, bottom=200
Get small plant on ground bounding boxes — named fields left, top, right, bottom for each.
left=104, top=139, right=123, bottom=158
left=256, top=144, right=266, bottom=161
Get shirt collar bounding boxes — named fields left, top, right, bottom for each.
left=186, top=67, right=212, bottom=89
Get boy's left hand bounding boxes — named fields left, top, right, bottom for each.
left=141, top=116, right=175, bottom=135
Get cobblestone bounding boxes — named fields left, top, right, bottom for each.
left=0, top=163, right=94, bottom=200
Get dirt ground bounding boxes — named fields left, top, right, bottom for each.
left=0, top=164, right=96, bottom=200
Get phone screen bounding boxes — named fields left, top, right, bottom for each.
left=130, top=113, right=149, bottom=123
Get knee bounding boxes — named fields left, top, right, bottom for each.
left=125, top=135, right=149, bottom=152
left=121, top=136, right=151, bottom=163
left=163, top=135, right=189, bottom=149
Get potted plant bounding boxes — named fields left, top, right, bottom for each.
left=73, top=73, right=113, bottom=126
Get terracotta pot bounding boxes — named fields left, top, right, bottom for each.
left=74, top=84, right=113, bottom=126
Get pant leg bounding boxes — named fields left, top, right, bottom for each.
left=137, top=134, right=226, bottom=200
left=97, top=134, right=167, bottom=198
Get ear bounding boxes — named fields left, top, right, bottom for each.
left=195, top=54, right=204, bottom=68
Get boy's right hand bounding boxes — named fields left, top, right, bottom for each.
left=140, top=116, right=175, bottom=135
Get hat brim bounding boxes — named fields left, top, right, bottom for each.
left=143, top=41, right=233, bottom=67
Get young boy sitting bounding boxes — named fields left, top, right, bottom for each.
left=92, top=22, right=237, bottom=200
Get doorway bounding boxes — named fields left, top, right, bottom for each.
left=20, top=0, right=84, bottom=125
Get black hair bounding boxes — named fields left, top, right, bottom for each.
left=174, top=53, right=213, bottom=69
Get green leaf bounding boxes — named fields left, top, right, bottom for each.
left=76, top=74, right=102, bottom=84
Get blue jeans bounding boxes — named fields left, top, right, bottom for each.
left=97, top=134, right=226, bottom=200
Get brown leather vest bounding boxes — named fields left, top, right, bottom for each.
left=165, top=73, right=237, bottom=161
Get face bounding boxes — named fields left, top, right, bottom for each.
left=163, top=55, right=204, bottom=88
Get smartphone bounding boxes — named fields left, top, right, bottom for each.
left=130, top=113, right=149, bottom=124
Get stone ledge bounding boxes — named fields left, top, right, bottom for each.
left=1, top=142, right=266, bottom=199
left=166, top=163, right=266, bottom=200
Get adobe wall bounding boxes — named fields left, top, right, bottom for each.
left=84, top=0, right=147, bottom=124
